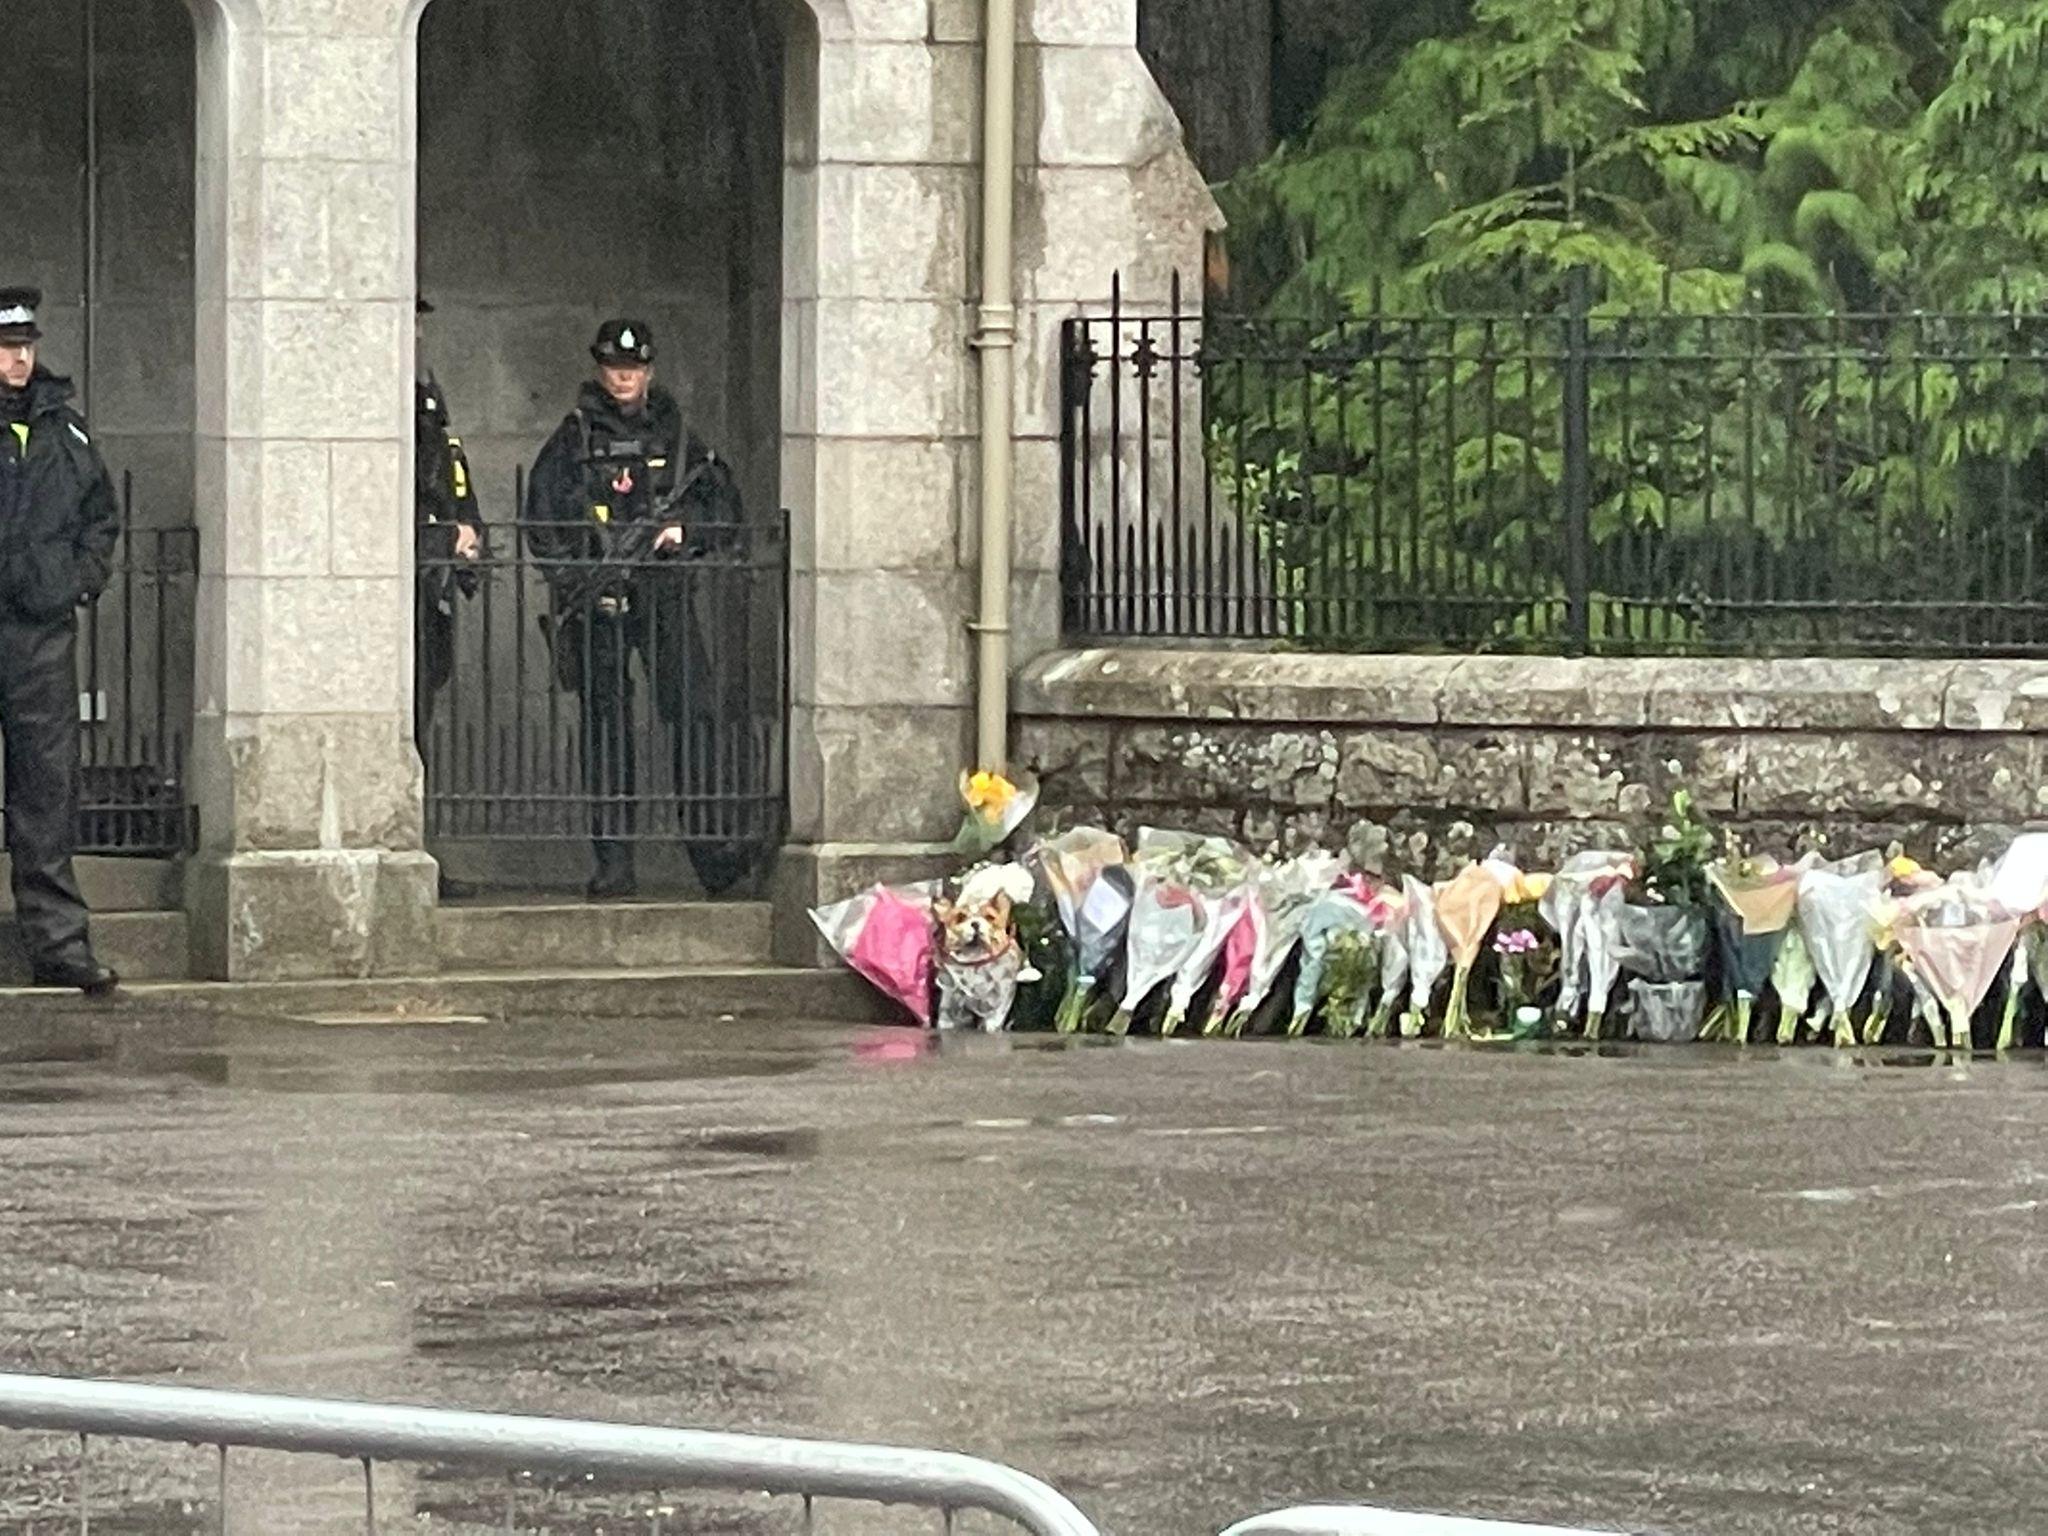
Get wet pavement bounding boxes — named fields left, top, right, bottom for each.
left=1, top=1001, right=2046, bottom=1534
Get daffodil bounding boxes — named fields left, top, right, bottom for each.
left=952, top=770, right=1038, bottom=854
left=962, top=770, right=1019, bottom=818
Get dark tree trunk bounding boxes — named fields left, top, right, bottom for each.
left=1138, top=0, right=1277, bottom=182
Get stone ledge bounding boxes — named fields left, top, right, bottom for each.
left=1016, top=647, right=2048, bottom=735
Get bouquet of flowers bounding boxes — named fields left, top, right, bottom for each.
left=1031, top=828, right=1131, bottom=1033
left=1770, top=926, right=1818, bottom=1046
left=1289, top=890, right=1377, bottom=1037
left=1988, top=833, right=2048, bottom=917
left=1202, top=896, right=1267, bottom=1035
left=1163, top=880, right=1257, bottom=1037
left=952, top=770, right=1039, bottom=856
left=1436, top=863, right=1506, bottom=1040
left=1704, top=852, right=1810, bottom=1044
left=1368, top=900, right=1412, bottom=1038
left=1613, top=904, right=1711, bottom=984
left=810, top=882, right=940, bottom=1027
left=1541, top=851, right=1636, bottom=1039
left=1894, top=884, right=2021, bottom=1051
left=1796, top=855, right=1885, bottom=1047
left=1400, top=875, right=1449, bottom=1037
left=1111, top=831, right=1216, bottom=1035
left=1613, top=893, right=1709, bottom=1046
left=1221, top=852, right=1343, bottom=1037
left=1319, top=927, right=1386, bottom=1039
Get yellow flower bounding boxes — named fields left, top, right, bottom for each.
left=1887, top=854, right=1923, bottom=882
left=961, top=770, right=1020, bottom=820
left=1508, top=871, right=1553, bottom=905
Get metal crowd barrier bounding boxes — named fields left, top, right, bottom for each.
left=0, top=1372, right=1099, bottom=1534
left=0, top=1374, right=1629, bottom=1535
left=1221, top=1509, right=1618, bottom=1535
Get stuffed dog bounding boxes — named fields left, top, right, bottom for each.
left=934, top=865, right=1036, bottom=1032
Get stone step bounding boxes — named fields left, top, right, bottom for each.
left=0, top=857, right=181, bottom=915
left=0, top=909, right=189, bottom=984
left=3, top=965, right=894, bottom=1024
left=435, top=901, right=773, bottom=973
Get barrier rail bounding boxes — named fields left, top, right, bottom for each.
left=0, top=1372, right=1099, bottom=1534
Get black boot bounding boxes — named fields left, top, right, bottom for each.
left=688, top=843, right=756, bottom=899
left=587, top=845, right=638, bottom=902
left=31, top=957, right=119, bottom=998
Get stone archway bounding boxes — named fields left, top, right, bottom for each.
left=407, top=0, right=809, bottom=897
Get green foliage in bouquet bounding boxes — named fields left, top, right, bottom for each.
left=1641, top=788, right=1717, bottom=908
left=1009, top=901, right=1072, bottom=1034
left=1319, top=930, right=1384, bottom=1039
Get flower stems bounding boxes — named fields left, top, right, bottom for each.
left=1443, top=966, right=1473, bottom=1040
left=1054, top=976, right=1093, bottom=1035
left=1776, top=1004, right=1801, bottom=1047
left=1947, top=999, right=1974, bottom=1054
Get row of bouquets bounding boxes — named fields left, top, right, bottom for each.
left=812, top=819, right=2048, bottom=1046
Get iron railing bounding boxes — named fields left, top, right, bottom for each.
left=1062, top=271, right=2048, bottom=657
left=75, top=486, right=196, bottom=857
left=0, top=1372, right=1099, bottom=1533
left=418, top=512, right=788, bottom=860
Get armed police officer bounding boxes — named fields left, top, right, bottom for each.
left=414, top=298, right=483, bottom=901
left=525, top=320, right=704, bottom=901
left=0, top=288, right=121, bottom=995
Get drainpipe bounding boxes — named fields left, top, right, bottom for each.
left=971, top=0, right=1019, bottom=775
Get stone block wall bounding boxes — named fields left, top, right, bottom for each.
left=1015, top=649, right=2048, bottom=873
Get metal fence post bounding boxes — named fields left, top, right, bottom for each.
left=1561, top=266, right=1594, bottom=653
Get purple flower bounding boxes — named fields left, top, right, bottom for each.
left=1493, top=928, right=1539, bottom=957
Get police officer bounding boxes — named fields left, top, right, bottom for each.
left=414, top=298, right=483, bottom=901
left=525, top=319, right=706, bottom=901
left=0, top=288, right=120, bottom=995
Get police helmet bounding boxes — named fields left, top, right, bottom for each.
left=592, top=319, right=655, bottom=367
left=0, top=287, right=43, bottom=344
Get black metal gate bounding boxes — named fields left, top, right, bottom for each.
left=75, top=484, right=198, bottom=857
left=418, top=513, right=788, bottom=874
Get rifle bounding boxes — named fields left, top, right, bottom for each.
left=548, top=454, right=718, bottom=619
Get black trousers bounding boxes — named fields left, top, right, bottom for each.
left=0, top=612, right=92, bottom=969
left=559, top=610, right=639, bottom=878
left=413, top=586, right=455, bottom=748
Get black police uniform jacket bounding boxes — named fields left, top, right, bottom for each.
left=0, top=369, right=121, bottom=624
left=415, top=378, right=483, bottom=553
left=522, top=382, right=743, bottom=721
left=413, top=379, right=485, bottom=695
